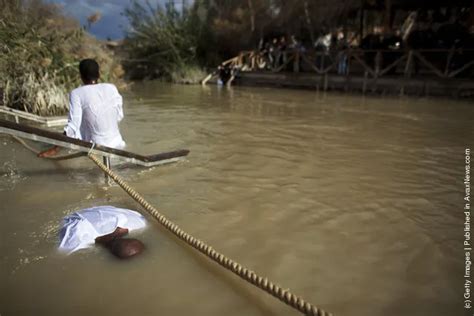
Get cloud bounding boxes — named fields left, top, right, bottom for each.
left=47, top=0, right=169, bottom=39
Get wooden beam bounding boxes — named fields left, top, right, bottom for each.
left=448, top=60, right=474, bottom=78
left=351, top=52, right=376, bottom=77
left=0, top=106, right=67, bottom=127
left=0, top=118, right=189, bottom=167
left=273, top=54, right=294, bottom=73
left=379, top=54, right=406, bottom=77
left=412, top=51, right=445, bottom=78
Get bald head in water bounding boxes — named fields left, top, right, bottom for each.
left=108, top=238, right=145, bottom=259
left=95, top=227, right=145, bottom=259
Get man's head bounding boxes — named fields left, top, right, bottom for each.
left=108, top=238, right=145, bottom=259
left=79, top=59, right=100, bottom=84
left=95, top=227, right=145, bottom=260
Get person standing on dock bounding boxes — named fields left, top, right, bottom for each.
left=38, top=59, right=125, bottom=157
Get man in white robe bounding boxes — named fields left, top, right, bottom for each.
left=39, top=59, right=125, bottom=157
left=59, top=206, right=146, bottom=259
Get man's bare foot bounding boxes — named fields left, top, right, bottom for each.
left=37, top=146, right=60, bottom=158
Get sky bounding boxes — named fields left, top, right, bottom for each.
left=47, top=0, right=186, bottom=40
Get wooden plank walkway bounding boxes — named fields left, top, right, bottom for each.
left=0, top=118, right=189, bottom=167
left=0, top=106, right=68, bottom=127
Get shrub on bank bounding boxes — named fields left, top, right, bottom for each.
left=122, top=1, right=207, bottom=83
left=170, top=65, right=207, bottom=84
left=0, top=0, right=123, bottom=116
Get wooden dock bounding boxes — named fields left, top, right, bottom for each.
left=0, top=118, right=189, bottom=167
left=209, top=48, right=474, bottom=97
left=232, top=71, right=474, bottom=97
left=0, top=106, right=67, bottom=127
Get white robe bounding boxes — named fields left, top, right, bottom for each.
left=58, top=206, right=146, bottom=254
left=64, top=83, right=126, bottom=149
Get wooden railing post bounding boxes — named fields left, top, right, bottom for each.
left=444, top=47, right=455, bottom=77
left=321, top=51, right=325, bottom=72
left=362, top=71, right=368, bottom=94
left=400, top=50, right=413, bottom=96
left=345, top=50, right=351, bottom=91
left=293, top=51, right=300, bottom=73
left=404, top=50, right=413, bottom=78
left=375, top=51, right=382, bottom=77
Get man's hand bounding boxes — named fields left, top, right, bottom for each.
left=37, top=146, right=60, bottom=158
left=95, top=227, right=129, bottom=245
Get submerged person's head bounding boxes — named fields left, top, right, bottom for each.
left=108, top=238, right=145, bottom=259
left=79, top=59, right=100, bottom=84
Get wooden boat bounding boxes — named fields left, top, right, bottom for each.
left=0, top=118, right=189, bottom=167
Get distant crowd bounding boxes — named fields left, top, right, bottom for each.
left=208, top=9, right=473, bottom=84
left=255, top=9, right=473, bottom=75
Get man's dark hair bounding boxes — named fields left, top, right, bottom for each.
left=79, top=59, right=100, bottom=82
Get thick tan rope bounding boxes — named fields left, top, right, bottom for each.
left=88, top=153, right=332, bottom=316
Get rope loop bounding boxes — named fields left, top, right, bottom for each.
left=88, top=142, right=96, bottom=155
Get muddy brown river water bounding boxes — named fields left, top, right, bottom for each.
left=0, top=83, right=473, bottom=316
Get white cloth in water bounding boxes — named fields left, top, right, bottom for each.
left=58, top=206, right=146, bottom=254
left=64, top=83, right=126, bottom=149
